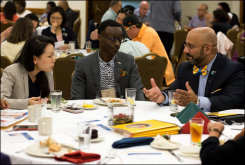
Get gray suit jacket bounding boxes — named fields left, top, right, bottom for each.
left=1, top=63, right=54, bottom=109
left=71, top=51, right=145, bottom=100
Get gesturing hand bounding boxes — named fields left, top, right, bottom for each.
left=90, top=29, right=98, bottom=40
left=173, top=81, right=198, bottom=106
left=143, top=78, right=165, bottom=103
left=1, top=99, right=10, bottom=110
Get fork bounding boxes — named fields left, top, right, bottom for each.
left=103, top=149, right=117, bottom=164
left=97, top=148, right=112, bottom=164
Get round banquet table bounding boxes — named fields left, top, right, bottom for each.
left=1, top=100, right=242, bottom=164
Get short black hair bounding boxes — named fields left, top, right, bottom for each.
left=98, top=19, right=122, bottom=35
left=135, top=23, right=143, bottom=28
left=25, top=13, right=39, bottom=27
left=110, top=0, right=119, bottom=7
left=213, top=9, right=229, bottom=22
left=117, top=7, right=133, bottom=16
left=14, top=35, right=54, bottom=98
left=13, top=0, right=26, bottom=9
left=3, top=1, right=16, bottom=21
left=47, top=1, right=56, bottom=8
left=218, top=2, right=230, bottom=13
left=123, top=5, right=135, bottom=14
left=48, top=6, right=67, bottom=28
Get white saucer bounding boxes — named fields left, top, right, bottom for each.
left=74, top=104, right=99, bottom=110
left=74, top=134, right=104, bottom=142
left=150, top=141, right=181, bottom=150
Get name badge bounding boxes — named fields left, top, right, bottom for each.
left=101, top=88, right=116, bottom=98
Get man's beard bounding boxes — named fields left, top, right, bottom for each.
left=186, top=47, right=205, bottom=66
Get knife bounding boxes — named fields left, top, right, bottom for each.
left=168, top=150, right=183, bottom=162
left=59, top=143, right=79, bottom=151
left=96, top=96, right=107, bottom=103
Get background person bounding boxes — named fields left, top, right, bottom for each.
left=0, top=1, right=18, bottom=23
left=150, top=1, right=182, bottom=57
left=42, top=6, right=78, bottom=49
left=200, top=122, right=244, bottom=165
left=1, top=18, right=33, bottom=62
left=134, top=1, right=150, bottom=26
left=58, top=0, right=77, bottom=28
left=39, top=1, right=56, bottom=23
left=25, top=13, right=39, bottom=35
left=101, top=0, right=122, bottom=23
left=1, top=35, right=55, bottom=109
left=211, top=9, right=231, bottom=35
left=13, top=0, right=31, bottom=17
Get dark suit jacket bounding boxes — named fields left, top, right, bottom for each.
left=163, top=53, right=245, bottom=112
left=65, top=8, right=77, bottom=28
left=71, top=51, right=145, bottom=100
left=212, top=22, right=231, bottom=35
left=41, top=26, right=78, bottom=49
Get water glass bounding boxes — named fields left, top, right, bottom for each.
left=54, top=50, right=60, bottom=58
left=34, top=102, right=47, bottom=124
left=77, top=122, right=92, bottom=151
left=69, top=41, right=75, bottom=52
left=108, top=104, right=114, bottom=126
left=168, top=90, right=178, bottom=112
left=125, top=88, right=136, bottom=103
left=60, top=50, right=67, bottom=57
left=86, top=42, right=92, bottom=53
left=50, top=90, right=62, bottom=112
left=190, top=118, right=204, bottom=146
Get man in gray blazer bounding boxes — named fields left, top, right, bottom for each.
left=71, top=20, right=145, bottom=100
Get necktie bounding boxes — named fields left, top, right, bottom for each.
left=193, top=65, right=207, bottom=76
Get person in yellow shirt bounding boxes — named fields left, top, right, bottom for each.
left=123, top=15, right=175, bottom=85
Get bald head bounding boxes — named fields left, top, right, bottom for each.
left=188, top=27, right=217, bottom=46
left=139, top=1, right=149, bottom=17
left=201, top=4, right=208, bottom=11
left=58, top=0, right=68, bottom=9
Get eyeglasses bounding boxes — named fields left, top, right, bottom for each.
left=100, top=34, right=124, bottom=43
left=50, top=16, right=62, bottom=20
left=126, top=25, right=132, bottom=31
left=184, top=43, right=217, bottom=49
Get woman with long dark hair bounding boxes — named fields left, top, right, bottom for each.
left=1, top=35, right=55, bottom=109
left=0, top=1, right=18, bottom=23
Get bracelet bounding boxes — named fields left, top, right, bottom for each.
left=210, top=128, right=222, bottom=135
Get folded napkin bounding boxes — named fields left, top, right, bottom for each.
left=54, top=151, right=101, bottom=164
left=176, top=102, right=210, bottom=124
left=112, top=137, right=154, bottom=148
left=178, top=145, right=201, bottom=159
left=181, top=111, right=210, bottom=134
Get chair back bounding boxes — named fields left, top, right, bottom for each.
left=53, top=54, right=84, bottom=100
left=241, top=23, right=244, bottom=29
left=1, top=55, right=12, bottom=69
left=227, top=27, right=243, bottom=56
left=73, top=18, right=81, bottom=46
left=236, top=37, right=245, bottom=58
left=172, top=29, right=188, bottom=63
left=0, top=20, right=14, bottom=33
left=174, top=52, right=187, bottom=77
left=1, top=68, right=3, bottom=79
left=135, top=53, right=168, bottom=91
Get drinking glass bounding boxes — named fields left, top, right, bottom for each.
left=190, top=118, right=204, bottom=146
left=54, top=50, right=60, bottom=59
left=77, top=122, right=92, bottom=151
left=34, top=102, right=47, bottom=124
left=168, top=90, right=178, bottom=112
left=69, top=41, right=75, bottom=52
left=50, top=90, right=62, bottom=112
left=125, top=88, right=136, bottom=103
left=60, top=50, right=67, bottom=57
left=86, top=42, right=92, bottom=53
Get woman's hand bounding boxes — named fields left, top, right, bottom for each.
left=60, top=44, right=70, bottom=50
left=28, top=97, right=43, bottom=105
left=233, top=128, right=244, bottom=141
left=51, top=22, right=58, bottom=34
left=1, top=99, right=10, bottom=110
left=207, top=122, right=224, bottom=138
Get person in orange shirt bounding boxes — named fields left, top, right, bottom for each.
left=123, top=15, right=175, bottom=85
left=1, top=1, right=18, bottom=23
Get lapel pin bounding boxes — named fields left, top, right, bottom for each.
left=118, top=62, right=121, bottom=64
left=211, top=71, right=216, bottom=76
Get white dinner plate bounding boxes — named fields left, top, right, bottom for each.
left=25, top=143, right=75, bottom=157
left=74, top=104, right=99, bottom=110
left=150, top=141, right=181, bottom=150
left=74, top=134, right=104, bottom=142
left=93, top=98, right=127, bottom=106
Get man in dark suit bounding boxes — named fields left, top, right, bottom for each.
left=58, top=0, right=77, bottom=28
left=71, top=20, right=145, bottom=100
left=144, top=27, right=244, bottom=112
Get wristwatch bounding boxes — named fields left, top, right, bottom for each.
left=210, top=128, right=222, bottom=136
left=196, top=97, right=200, bottom=107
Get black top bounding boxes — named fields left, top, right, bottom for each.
left=200, top=136, right=245, bottom=165
left=65, top=7, right=77, bottom=28
left=230, top=13, right=240, bottom=28
left=212, top=22, right=231, bottom=35
left=28, top=75, right=40, bottom=98
left=41, top=26, right=78, bottom=49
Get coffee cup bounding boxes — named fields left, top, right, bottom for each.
left=28, top=105, right=35, bottom=122
left=38, top=117, right=52, bottom=135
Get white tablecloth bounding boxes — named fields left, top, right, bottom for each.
left=1, top=100, right=242, bottom=164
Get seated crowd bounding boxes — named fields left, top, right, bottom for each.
left=0, top=0, right=244, bottom=164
